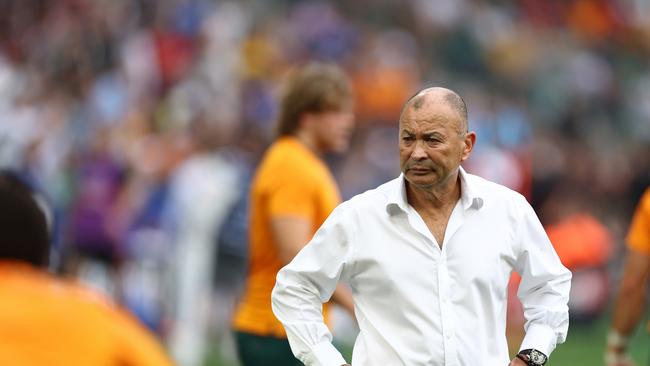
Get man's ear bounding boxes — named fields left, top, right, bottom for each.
left=461, top=131, right=476, bottom=161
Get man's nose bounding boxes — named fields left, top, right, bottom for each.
left=411, top=140, right=427, bottom=160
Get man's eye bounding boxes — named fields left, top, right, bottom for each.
left=402, top=136, right=414, bottom=142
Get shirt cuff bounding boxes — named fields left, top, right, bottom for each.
left=519, top=323, right=557, bottom=357
left=305, top=341, right=347, bottom=366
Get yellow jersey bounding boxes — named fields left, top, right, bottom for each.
left=627, top=188, right=650, bottom=255
left=0, top=262, right=174, bottom=366
left=233, top=137, right=340, bottom=337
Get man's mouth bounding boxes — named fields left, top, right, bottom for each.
left=409, top=167, right=431, bottom=173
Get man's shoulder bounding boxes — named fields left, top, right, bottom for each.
left=255, top=141, right=330, bottom=187
left=262, top=140, right=316, bottom=169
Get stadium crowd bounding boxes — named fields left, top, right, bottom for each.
left=0, top=0, right=649, bottom=364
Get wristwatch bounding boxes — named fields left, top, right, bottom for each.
left=516, top=349, right=548, bottom=366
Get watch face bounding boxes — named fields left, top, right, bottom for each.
left=529, top=350, right=547, bottom=364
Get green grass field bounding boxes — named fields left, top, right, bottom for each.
left=548, top=315, right=648, bottom=365
left=205, top=314, right=649, bottom=365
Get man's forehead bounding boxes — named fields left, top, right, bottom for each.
left=400, top=113, right=455, bottom=129
left=400, top=128, right=446, bottom=137
left=400, top=99, right=463, bottom=127
left=400, top=125, right=454, bottom=140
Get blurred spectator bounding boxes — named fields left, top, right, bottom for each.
left=66, top=127, right=126, bottom=296
left=0, top=171, right=174, bottom=366
left=1, top=0, right=649, bottom=363
left=166, top=116, right=241, bottom=366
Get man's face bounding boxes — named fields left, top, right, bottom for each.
left=311, top=110, right=355, bottom=153
left=398, top=100, right=473, bottom=190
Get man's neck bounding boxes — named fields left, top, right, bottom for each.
left=294, top=130, right=323, bottom=156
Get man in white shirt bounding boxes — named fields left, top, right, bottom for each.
left=272, top=87, right=571, bottom=366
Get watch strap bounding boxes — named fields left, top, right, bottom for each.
left=516, top=353, right=529, bottom=364
left=517, top=349, right=547, bottom=366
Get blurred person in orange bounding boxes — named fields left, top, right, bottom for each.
left=605, top=187, right=650, bottom=366
left=232, top=62, right=356, bottom=366
left=272, top=87, right=571, bottom=366
left=0, top=171, right=175, bottom=366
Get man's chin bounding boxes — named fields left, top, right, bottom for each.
left=405, top=174, right=435, bottom=187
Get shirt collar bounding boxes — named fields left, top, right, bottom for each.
left=386, top=166, right=483, bottom=215
left=458, top=166, right=484, bottom=210
left=385, top=175, right=409, bottom=215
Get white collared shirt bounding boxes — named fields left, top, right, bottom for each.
left=272, top=168, right=571, bottom=366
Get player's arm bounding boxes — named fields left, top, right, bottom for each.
left=607, top=189, right=650, bottom=365
left=272, top=216, right=313, bottom=265
left=272, top=216, right=355, bottom=316
left=606, top=250, right=650, bottom=365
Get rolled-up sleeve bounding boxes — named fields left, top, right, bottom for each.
left=271, top=205, right=355, bottom=366
left=513, top=196, right=572, bottom=357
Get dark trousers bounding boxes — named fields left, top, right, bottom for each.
left=235, top=331, right=303, bottom=366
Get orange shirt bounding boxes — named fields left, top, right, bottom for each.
left=0, top=262, right=174, bottom=366
left=232, top=137, right=341, bottom=337
left=545, top=213, right=613, bottom=269
left=627, top=188, right=650, bottom=255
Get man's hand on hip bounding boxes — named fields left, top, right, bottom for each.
left=509, top=356, right=529, bottom=366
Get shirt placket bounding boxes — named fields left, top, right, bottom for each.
left=438, top=253, right=458, bottom=366
left=405, top=205, right=455, bottom=365
left=439, top=202, right=464, bottom=366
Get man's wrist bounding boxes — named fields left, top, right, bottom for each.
left=517, top=349, right=547, bottom=365
left=512, top=356, right=528, bottom=366
left=516, top=354, right=530, bottom=363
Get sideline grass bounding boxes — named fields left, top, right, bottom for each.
left=549, top=315, right=647, bottom=365
left=205, top=314, right=649, bottom=365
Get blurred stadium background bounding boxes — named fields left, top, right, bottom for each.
left=0, top=0, right=649, bottom=365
